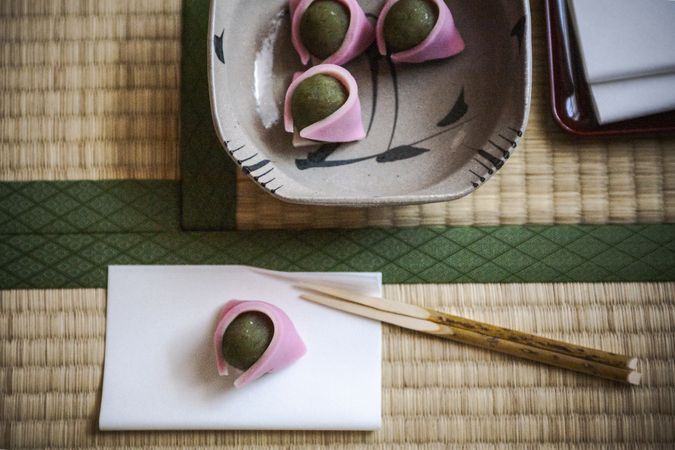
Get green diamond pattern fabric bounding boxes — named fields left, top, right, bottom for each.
left=180, top=0, right=237, bottom=230
left=1, top=225, right=674, bottom=288
left=0, top=181, right=179, bottom=234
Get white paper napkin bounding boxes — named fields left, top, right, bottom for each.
left=589, top=72, right=675, bottom=124
left=99, top=265, right=382, bottom=430
left=568, top=0, right=675, bottom=83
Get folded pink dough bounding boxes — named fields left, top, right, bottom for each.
left=289, top=0, right=301, bottom=17
left=213, top=300, right=306, bottom=388
left=376, top=0, right=464, bottom=64
left=284, top=64, right=365, bottom=143
left=291, top=0, right=374, bottom=66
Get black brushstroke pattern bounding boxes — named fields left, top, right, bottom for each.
left=243, top=159, right=269, bottom=174
left=376, top=145, right=430, bottom=163
left=296, top=145, right=432, bottom=170
left=386, top=56, right=399, bottom=150
left=478, top=149, right=504, bottom=169
left=498, top=133, right=517, bottom=148
left=366, top=45, right=380, bottom=135
left=473, top=158, right=494, bottom=175
left=295, top=117, right=474, bottom=170
left=238, top=153, right=257, bottom=164
left=488, top=139, right=510, bottom=159
left=469, top=170, right=486, bottom=182
left=511, top=16, right=526, bottom=52
left=437, top=88, right=468, bottom=127
left=296, top=154, right=374, bottom=170
left=409, top=116, right=475, bottom=146
left=214, top=30, right=225, bottom=64
left=307, top=143, right=340, bottom=162
left=253, top=167, right=273, bottom=180
left=260, top=177, right=275, bottom=187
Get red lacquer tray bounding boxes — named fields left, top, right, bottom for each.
left=545, top=0, right=675, bottom=137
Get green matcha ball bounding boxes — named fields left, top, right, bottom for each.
left=300, top=0, right=350, bottom=59
left=291, top=74, right=348, bottom=130
left=221, top=312, right=274, bottom=371
left=383, top=0, right=438, bottom=53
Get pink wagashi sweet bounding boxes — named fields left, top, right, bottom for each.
left=376, top=0, right=465, bottom=64
left=284, top=64, right=365, bottom=145
left=213, top=300, right=306, bottom=388
left=291, top=0, right=374, bottom=66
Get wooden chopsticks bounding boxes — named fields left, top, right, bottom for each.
left=296, top=283, right=641, bottom=385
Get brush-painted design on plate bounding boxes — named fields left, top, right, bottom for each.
left=208, top=0, right=531, bottom=206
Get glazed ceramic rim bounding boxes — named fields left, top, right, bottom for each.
left=207, top=0, right=532, bottom=206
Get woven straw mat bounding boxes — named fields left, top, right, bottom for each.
left=2, top=284, right=675, bottom=448
left=1, top=1, right=674, bottom=449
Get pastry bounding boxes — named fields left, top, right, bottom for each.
left=376, top=0, right=464, bottom=63
left=214, top=300, right=306, bottom=388
left=284, top=64, right=365, bottom=145
left=291, top=0, right=374, bottom=66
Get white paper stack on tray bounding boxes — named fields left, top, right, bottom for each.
left=567, top=0, right=675, bottom=124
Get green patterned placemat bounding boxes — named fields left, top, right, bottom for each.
left=1, top=217, right=674, bottom=287
left=0, top=181, right=179, bottom=234
left=180, top=0, right=237, bottom=231
left=3, top=176, right=672, bottom=287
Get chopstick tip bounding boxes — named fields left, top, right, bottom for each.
left=627, top=357, right=639, bottom=370
left=628, top=371, right=642, bottom=386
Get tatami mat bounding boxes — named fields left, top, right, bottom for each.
left=1, top=2, right=674, bottom=448
left=1, top=284, right=674, bottom=448
left=0, top=0, right=181, bottom=181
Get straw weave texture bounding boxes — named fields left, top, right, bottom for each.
left=1, top=283, right=674, bottom=448
left=0, top=0, right=181, bottom=181
left=1, top=2, right=674, bottom=448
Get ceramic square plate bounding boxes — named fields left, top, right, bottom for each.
left=208, top=0, right=531, bottom=206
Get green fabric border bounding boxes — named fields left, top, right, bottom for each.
left=1, top=224, right=674, bottom=288
left=0, top=180, right=179, bottom=234
left=180, top=0, right=238, bottom=231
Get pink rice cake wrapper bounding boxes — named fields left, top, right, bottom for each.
left=291, top=0, right=374, bottom=66
left=376, top=0, right=464, bottom=64
left=289, top=0, right=301, bottom=17
left=284, top=64, right=366, bottom=144
left=213, top=300, right=306, bottom=388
